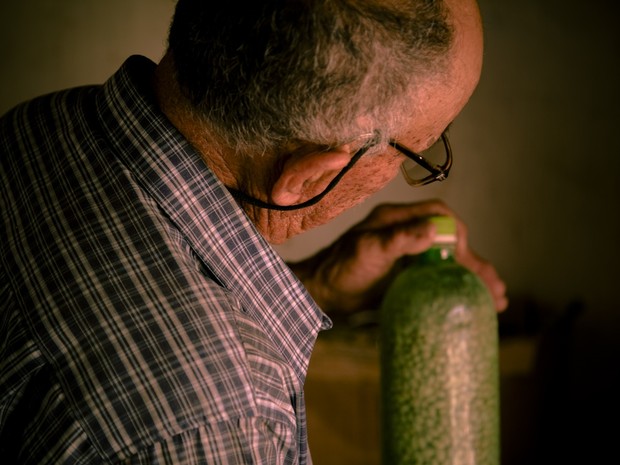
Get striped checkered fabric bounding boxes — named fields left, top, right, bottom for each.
left=0, top=56, right=331, bottom=464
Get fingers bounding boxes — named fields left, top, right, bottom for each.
left=389, top=221, right=437, bottom=257
left=351, top=200, right=456, bottom=258
left=358, top=201, right=509, bottom=312
left=304, top=218, right=439, bottom=313
left=358, top=220, right=436, bottom=259
left=356, top=199, right=455, bottom=230
left=480, top=268, right=509, bottom=312
left=457, top=249, right=509, bottom=312
left=295, top=200, right=509, bottom=314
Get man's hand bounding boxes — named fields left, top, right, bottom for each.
left=289, top=200, right=508, bottom=314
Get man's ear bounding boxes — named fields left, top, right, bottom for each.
left=270, top=145, right=352, bottom=206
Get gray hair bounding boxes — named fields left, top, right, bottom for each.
left=168, top=0, right=453, bottom=155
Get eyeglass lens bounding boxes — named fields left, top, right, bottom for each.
left=400, top=138, right=449, bottom=182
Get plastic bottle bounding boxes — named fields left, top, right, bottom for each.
left=379, top=216, right=500, bottom=465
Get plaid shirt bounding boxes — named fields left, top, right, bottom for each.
left=0, top=56, right=331, bottom=464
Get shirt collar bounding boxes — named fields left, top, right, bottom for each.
left=96, top=55, right=331, bottom=381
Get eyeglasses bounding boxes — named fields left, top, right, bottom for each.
left=227, top=130, right=453, bottom=211
left=389, top=131, right=453, bottom=187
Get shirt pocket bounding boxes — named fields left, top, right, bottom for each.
left=230, top=300, right=300, bottom=430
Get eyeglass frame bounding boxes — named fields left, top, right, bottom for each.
left=389, top=131, right=452, bottom=187
left=226, top=130, right=453, bottom=211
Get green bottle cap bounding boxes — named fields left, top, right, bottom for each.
left=429, top=216, right=457, bottom=244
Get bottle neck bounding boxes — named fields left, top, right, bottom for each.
left=416, top=243, right=456, bottom=265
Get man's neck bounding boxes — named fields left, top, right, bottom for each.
left=152, top=54, right=242, bottom=186
left=152, top=52, right=299, bottom=243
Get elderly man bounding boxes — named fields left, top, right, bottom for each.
left=0, top=0, right=505, bottom=463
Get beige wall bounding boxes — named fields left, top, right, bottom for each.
left=2, top=0, right=618, bottom=461
left=0, top=0, right=175, bottom=111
